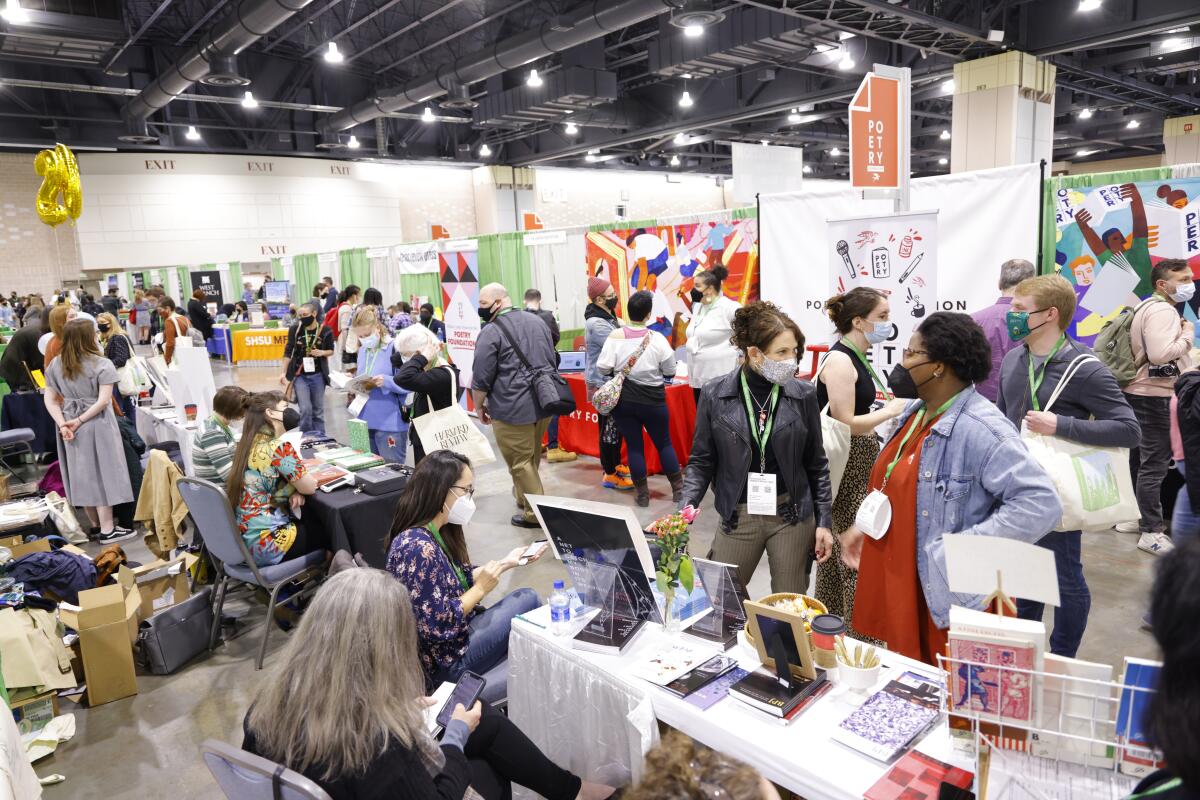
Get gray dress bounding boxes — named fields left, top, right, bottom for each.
left=45, top=356, right=133, bottom=507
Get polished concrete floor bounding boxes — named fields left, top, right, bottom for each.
left=39, top=361, right=1161, bottom=799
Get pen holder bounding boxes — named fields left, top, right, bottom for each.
left=837, top=661, right=881, bottom=694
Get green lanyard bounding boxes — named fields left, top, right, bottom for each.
left=213, top=416, right=233, bottom=440
left=426, top=523, right=469, bottom=590
left=1027, top=335, right=1067, bottom=412
left=361, top=345, right=383, bottom=377
left=882, top=392, right=962, bottom=489
left=302, top=327, right=317, bottom=353
left=839, top=337, right=894, bottom=400
left=740, top=371, right=780, bottom=473
left=1127, top=778, right=1181, bottom=800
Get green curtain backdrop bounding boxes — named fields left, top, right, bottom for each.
left=587, top=218, right=656, bottom=233
left=293, top=254, right=321, bottom=303
left=176, top=267, right=189, bottom=302
left=731, top=206, right=757, bottom=220
left=270, top=258, right=286, bottom=280
left=1040, top=166, right=1172, bottom=275
left=477, top=233, right=533, bottom=300
left=339, top=248, right=371, bottom=290
left=399, top=273, right=444, bottom=313
left=228, top=262, right=243, bottom=299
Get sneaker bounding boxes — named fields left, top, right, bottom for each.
left=615, top=465, right=631, bottom=478
left=602, top=472, right=635, bottom=491
left=1137, top=531, right=1174, bottom=556
left=1140, top=612, right=1153, bottom=631
left=547, top=447, right=578, bottom=463
left=1114, top=521, right=1141, bottom=534
left=97, top=526, right=136, bottom=544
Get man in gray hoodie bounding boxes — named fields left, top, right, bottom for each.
left=996, top=274, right=1140, bottom=658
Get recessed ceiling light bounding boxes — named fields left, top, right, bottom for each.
left=940, top=129, right=950, bottom=139
left=938, top=157, right=948, bottom=165
left=422, top=106, right=435, bottom=122
left=1078, top=107, right=1093, bottom=119
left=324, top=42, right=343, bottom=63
left=760, top=139, right=769, bottom=146
left=684, top=24, right=704, bottom=37
left=185, top=126, right=200, bottom=141
left=479, top=143, right=492, bottom=156
left=1078, top=0, right=1101, bottom=10
left=564, top=122, right=578, bottom=135
left=678, top=90, right=693, bottom=108
left=802, top=164, right=812, bottom=174
left=1, top=0, right=29, bottom=24
left=838, top=31, right=856, bottom=41
left=830, top=147, right=841, bottom=156
left=1127, top=119, right=1140, bottom=129
left=670, top=154, right=680, bottom=166
left=673, top=132, right=688, bottom=145
left=241, top=91, right=258, bottom=109
left=838, top=44, right=855, bottom=70
left=527, top=69, right=543, bottom=87
left=942, top=78, right=955, bottom=93
left=788, top=110, right=802, bottom=123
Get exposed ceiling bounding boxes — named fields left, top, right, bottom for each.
left=0, top=0, right=1196, bottom=178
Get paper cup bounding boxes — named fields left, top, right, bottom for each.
left=854, top=491, right=891, bottom=540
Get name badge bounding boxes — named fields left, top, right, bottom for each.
left=747, top=472, right=777, bottom=516
left=303, top=357, right=316, bottom=373
left=855, top=490, right=892, bottom=540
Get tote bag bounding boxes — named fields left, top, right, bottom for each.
left=591, top=335, right=651, bottom=416
left=812, top=356, right=852, bottom=503
left=1020, top=354, right=1138, bottom=532
left=412, top=366, right=496, bottom=465
left=116, top=335, right=152, bottom=397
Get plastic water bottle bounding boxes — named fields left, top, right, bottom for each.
left=549, top=580, right=571, bottom=636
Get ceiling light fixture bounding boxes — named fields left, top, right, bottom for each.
left=422, top=106, right=435, bottom=122
left=324, top=42, right=343, bottom=63
left=1, top=0, right=29, bottom=24
left=1076, top=148, right=1095, bottom=157
left=347, top=135, right=360, bottom=149
left=760, top=139, right=769, bottom=146
left=479, top=143, right=492, bottom=156
left=1078, top=107, right=1093, bottom=119
left=987, top=28, right=1004, bottom=42
left=678, top=90, right=693, bottom=108
left=564, top=122, right=578, bottom=135
left=1127, top=119, right=1141, bottom=129
left=673, top=132, right=688, bottom=145
left=938, top=157, right=948, bottom=165
left=241, top=91, right=258, bottom=109
left=838, top=31, right=856, bottom=41
left=681, top=72, right=693, bottom=79
left=1077, top=0, right=1101, bottom=10
left=1161, top=37, right=1185, bottom=51
left=670, top=154, right=680, bottom=166
left=788, top=109, right=802, bottom=123
left=830, top=147, right=841, bottom=156
left=838, top=43, right=855, bottom=70
left=527, top=69, right=543, bottom=87
left=802, top=165, right=813, bottom=174
left=940, top=129, right=950, bottom=139
left=684, top=24, right=704, bottom=37
left=942, top=78, right=955, bottom=94
left=185, top=126, right=201, bottom=141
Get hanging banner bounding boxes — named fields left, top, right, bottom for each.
left=1049, top=176, right=1200, bottom=343
left=849, top=72, right=902, bottom=190
left=395, top=242, right=440, bottom=275
left=190, top=269, right=224, bottom=306
left=106, top=274, right=118, bottom=291
left=827, top=210, right=938, bottom=376
left=441, top=250, right=480, bottom=408
left=131, top=272, right=145, bottom=291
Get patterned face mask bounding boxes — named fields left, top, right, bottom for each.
left=754, top=354, right=798, bottom=385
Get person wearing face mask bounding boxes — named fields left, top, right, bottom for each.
left=814, top=288, right=908, bottom=638
left=584, top=277, right=633, bottom=492
left=97, top=311, right=135, bottom=418
left=392, top=324, right=461, bottom=464
left=386, top=450, right=544, bottom=703
left=680, top=301, right=834, bottom=593
left=226, top=391, right=324, bottom=568
left=281, top=301, right=335, bottom=434
left=335, top=284, right=361, bottom=375
left=1116, top=259, right=1197, bottom=549
left=683, top=265, right=740, bottom=405
left=841, top=312, right=1060, bottom=665
left=192, top=386, right=250, bottom=483
left=995, top=275, right=1139, bottom=656
left=351, top=307, right=410, bottom=464
left=970, top=259, right=1037, bottom=403
left=418, top=302, right=446, bottom=342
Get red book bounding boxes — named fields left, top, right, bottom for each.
left=864, top=750, right=974, bottom=800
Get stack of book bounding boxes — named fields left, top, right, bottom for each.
left=300, top=459, right=353, bottom=487
left=728, top=667, right=829, bottom=723
left=310, top=445, right=385, bottom=472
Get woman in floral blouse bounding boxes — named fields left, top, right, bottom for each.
left=386, top=450, right=544, bottom=703
left=226, top=391, right=323, bottom=567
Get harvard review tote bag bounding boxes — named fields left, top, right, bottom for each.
left=1020, top=355, right=1138, bottom=532
left=812, top=356, right=852, bottom=503
left=411, top=366, right=496, bottom=465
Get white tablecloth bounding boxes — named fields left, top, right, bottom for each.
left=508, top=611, right=973, bottom=800
left=134, top=406, right=196, bottom=477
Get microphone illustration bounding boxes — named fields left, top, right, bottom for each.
left=836, top=240, right=855, bottom=279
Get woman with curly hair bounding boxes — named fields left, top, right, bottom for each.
left=679, top=301, right=833, bottom=593
left=625, top=732, right=779, bottom=800
left=841, top=312, right=1061, bottom=665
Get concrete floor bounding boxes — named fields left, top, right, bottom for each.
left=37, top=361, right=1162, bottom=799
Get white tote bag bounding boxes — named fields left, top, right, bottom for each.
left=812, top=356, right=852, bottom=503
left=411, top=366, right=496, bottom=465
left=1020, top=354, right=1139, bottom=532
left=116, top=335, right=153, bottom=397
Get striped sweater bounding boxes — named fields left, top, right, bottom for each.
left=192, top=415, right=237, bottom=483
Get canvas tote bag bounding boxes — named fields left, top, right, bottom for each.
left=411, top=366, right=496, bottom=465
left=812, top=356, right=852, bottom=502
left=1020, top=354, right=1138, bottom=531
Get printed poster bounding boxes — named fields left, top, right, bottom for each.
left=190, top=269, right=224, bottom=307
left=440, top=250, right=480, bottom=408
left=826, top=210, right=938, bottom=381
left=949, top=635, right=1036, bottom=725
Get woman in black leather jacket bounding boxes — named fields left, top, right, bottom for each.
left=679, top=301, right=833, bottom=593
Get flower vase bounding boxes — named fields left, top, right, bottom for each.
left=662, top=585, right=682, bottom=635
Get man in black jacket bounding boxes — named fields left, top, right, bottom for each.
left=418, top=302, right=446, bottom=342
left=0, top=310, right=44, bottom=390
left=523, top=288, right=575, bottom=464
left=281, top=301, right=335, bottom=434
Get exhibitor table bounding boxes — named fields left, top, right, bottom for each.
left=1, top=391, right=57, bottom=454
left=134, top=406, right=197, bottom=476
left=304, top=482, right=407, bottom=568
left=507, top=612, right=972, bottom=800
left=214, top=325, right=289, bottom=365
left=555, top=373, right=696, bottom=474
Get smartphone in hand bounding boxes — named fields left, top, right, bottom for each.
left=518, top=540, right=548, bottom=566
left=435, top=671, right=487, bottom=730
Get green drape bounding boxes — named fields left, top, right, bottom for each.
left=399, top=273, right=443, bottom=313
left=228, top=262, right=242, bottom=299
left=587, top=218, right=656, bottom=233
left=339, top=248, right=371, bottom=290
left=176, top=267, right=189, bottom=302
left=1040, top=166, right=1172, bottom=275
left=270, top=258, right=286, bottom=280
left=293, top=254, right=321, bottom=303
left=477, top=233, right=533, bottom=300
left=731, top=206, right=757, bottom=220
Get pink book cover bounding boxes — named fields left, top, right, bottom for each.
left=948, top=634, right=1037, bottom=726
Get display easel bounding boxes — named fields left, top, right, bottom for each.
left=684, top=558, right=749, bottom=650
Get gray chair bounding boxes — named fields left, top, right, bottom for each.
left=177, top=477, right=325, bottom=670
left=201, top=739, right=332, bottom=800
left=0, top=427, right=34, bottom=479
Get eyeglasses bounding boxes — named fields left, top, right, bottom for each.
left=902, top=348, right=929, bottom=359
left=450, top=485, right=475, bottom=498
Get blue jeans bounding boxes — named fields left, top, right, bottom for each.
left=369, top=428, right=408, bottom=464
left=1016, top=531, right=1090, bottom=658
left=1174, top=462, right=1200, bottom=545
left=547, top=416, right=559, bottom=449
left=434, top=588, right=539, bottom=704
left=612, top=398, right=680, bottom=480
left=293, top=372, right=326, bottom=434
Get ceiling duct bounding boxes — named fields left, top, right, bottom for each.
left=439, top=83, right=478, bottom=110
left=314, top=131, right=343, bottom=150
left=317, top=0, right=673, bottom=134
left=123, top=0, right=319, bottom=124
left=668, top=0, right=725, bottom=29
left=649, top=7, right=827, bottom=79
left=473, top=67, right=618, bottom=128
left=117, top=119, right=158, bottom=144
left=0, top=9, right=124, bottom=68
left=199, top=54, right=251, bottom=87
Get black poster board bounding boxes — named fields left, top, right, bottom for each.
left=190, top=270, right=223, bottom=306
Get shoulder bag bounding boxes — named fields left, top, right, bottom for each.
left=591, top=334, right=652, bottom=415
left=812, top=355, right=852, bottom=503
left=411, top=366, right=496, bottom=464
left=1019, top=354, right=1139, bottom=531
left=493, top=314, right=576, bottom=417
left=116, top=334, right=152, bottom=397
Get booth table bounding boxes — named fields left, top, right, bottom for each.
left=1, top=391, right=57, bottom=454
left=508, top=613, right=972, bottom=799
left=211, top=325, right=289, bottom=365
left=304, top=484, right=406, bottom=568
left=134, top=406, right=197, bottom=476
left=555, top=373, right=697, bottom=475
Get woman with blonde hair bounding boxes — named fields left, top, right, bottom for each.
left=97, top=311, right=136, bottom=417
left=43, top=319, right=133, bottom=543
left=42, top=303, right=71, bottom=366
left=350, top=305, right=409, bottom=463
left=393, top=323, right=459, bottom=463
left=132, top=289, right=150, bottom=344
left=243, top=569, right=610, bottom=800
left=626, top=732, right=780, bottom=800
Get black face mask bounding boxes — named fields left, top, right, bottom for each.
left=420, top=312, right=432, bottom=324
left=98, top=324, right=110, bottom=333
left=887, top=362, right=933, bottom=399
left=603, top=296, right=618, bottom=311
left=478, top=303, right=496, bottom=323
left=281, top=407, right=302, bottom=431
left=690, top=288, right=704, bottom=304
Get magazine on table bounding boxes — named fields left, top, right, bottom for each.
left=832, top=671, right=941, bottom=762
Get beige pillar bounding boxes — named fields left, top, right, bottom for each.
left=950, top=51, right=1055, bottom=173
left=1163, top=115, right=1200, bottom=166
left=471, top=165, right=535, bottom=235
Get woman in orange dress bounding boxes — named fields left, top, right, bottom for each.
left=841, top=313, right=1061, bottom=665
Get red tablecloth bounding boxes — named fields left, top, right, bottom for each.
left=556, top=373, right=697, bottom=475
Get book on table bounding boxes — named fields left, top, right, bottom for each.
left=728, top=665, right=828, bottom=718
left=300, top=459, right=352, bottom=487
left=1115, top=657, right=1164, bottom=777
left=832, top=671, right=941, bottom=762
left=630, top=641, right=719, bottom=687
left=329, top=452, right=386, bottom=472
left=863, top=749, right=974, bottom=800
left=1029, top=653, right=1116, bottom=769
left=572, top=610, right=645, bottom=655
left=684, top=666, right=749, bottom=711
left=661, top=653, right=739, bottom=697
left=735, top=678, right=833, bottom=727
left=311, top=445, right=359, bottom=462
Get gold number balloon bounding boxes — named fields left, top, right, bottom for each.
left=34, top=143, right=82, bottom=227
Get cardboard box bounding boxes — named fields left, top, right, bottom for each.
left=70, top=582, right=141, bottom=706
left=10, top=690, right=59, bottom=735
left=0, top=534, right=21, bottom=549
left=7, top=537, right=50, bottom=559
left=118, top=554, right=194, bottom=620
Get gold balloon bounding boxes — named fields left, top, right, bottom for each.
left=34, top=143, right=82, bottom=227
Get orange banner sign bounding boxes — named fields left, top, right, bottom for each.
left=850, top=72, right=901, bottom=190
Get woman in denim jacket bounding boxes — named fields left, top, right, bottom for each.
left=841, top=312, right=1061, bottom=665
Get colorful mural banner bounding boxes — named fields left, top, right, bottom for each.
left=1051, top=176, right=1200, bottom=342
left=441, top=250, right=481, bottom=404
left=583, top=218, right=759, bottom=346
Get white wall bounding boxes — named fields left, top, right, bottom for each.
left=532, top=167, right=729, bottom=227
left=0, top=153, right=82, bottom=296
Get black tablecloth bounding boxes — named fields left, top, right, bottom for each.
left=1, top=391, right=56, bottom=454
left=305, top=484, right=406, bottom=568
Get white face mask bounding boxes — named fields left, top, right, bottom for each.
left=359, top=332, right=380, bottom=350
left=1170, top=282, right=1196, bottom=304
left=864, top=320, right=891, bottom=345
left=446, top=493, right=476, bottom=526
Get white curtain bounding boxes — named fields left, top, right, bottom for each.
left=369, top=250, right=401, bottom=306
left=529, top=233, right=588, bottom=334
left=1170, top=162, right=1200, bottom=179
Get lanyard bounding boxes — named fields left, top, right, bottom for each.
left=839, top=338, right=894, bottom=400
left=740, top=371, right=780, bottom=473
left=426, top=524, right=469, bottom=590
left=361, top=345, right=383, bottom=376
left=1127, top=778, right=1181, bottom=800
left=1027, top=335, right=1067, bottom=412
left=882, top=392, right=962, bottom=489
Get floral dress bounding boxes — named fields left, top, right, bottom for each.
left=234, top=431, right=307, bottom=566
